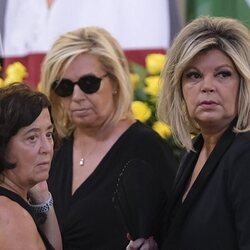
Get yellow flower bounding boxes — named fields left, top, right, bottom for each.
left=145, top=53, right=166, bottom=75
left=5, top=62, right=28, bottom=85
left=131, top=100, right=152, bottom=123
left=152, top=121, right=172, bottom=139
left=0, top=78, right=4, bottom=88
left=130, top=73, right=140, bottom=89
left=144, top=75, right=160, bottom=97
left=37, top=82, right=42, bottom=92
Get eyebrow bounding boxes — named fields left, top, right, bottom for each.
left=214, top=64, right=235, bottom=70
left=185, top=64, right=234, bottom=71
left=23, top=124, right=54, bottom=135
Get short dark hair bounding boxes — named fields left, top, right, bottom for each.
left=0, top=83, right=52, bottom=173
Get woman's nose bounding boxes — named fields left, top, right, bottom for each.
left=201, top=76, right=215, bottom=93
left=71, top=84, right=86, bottom=100
left=39, top=136, right=53, bottom=154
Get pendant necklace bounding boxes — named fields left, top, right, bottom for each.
left=80, top=158, right=84, bottom=166
left=79, top=141, right=97, bottom=167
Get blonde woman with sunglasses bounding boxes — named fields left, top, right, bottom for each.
left=40, top=26, right=177, bottom=249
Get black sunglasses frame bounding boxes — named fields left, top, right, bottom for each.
left=51, top=73, right=108, bottom=97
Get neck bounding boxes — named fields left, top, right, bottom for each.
left=73, top=118, right=135, bottom=167
left=201, top=129, right=225, bottom=157
left=74, top=123, right=113, bottom=141
left=74, top=119, right=132, bottom=143
left=0, top=176, right=27, bottom=200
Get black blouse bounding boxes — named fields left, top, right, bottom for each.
left=162, top=121, right=250, bottom=250
left=48, top=121, right=177, bottom=249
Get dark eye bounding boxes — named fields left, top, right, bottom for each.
left=46, top=131, right=53, bottom=140
left=185, top=71, right=201, bottom=79
left=217, top=71, right=232, bottom=78
left=27, top=135, right=38, bottom=143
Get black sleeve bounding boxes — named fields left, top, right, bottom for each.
left=227, top=140, right=250, bottom=249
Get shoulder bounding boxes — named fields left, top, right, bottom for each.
left=0, top=196, right=34, bottom=227
left=54, top=135, right=72, bottom=151
left=224, top=132, right=250, bottom=187
left=52, top=135, right=72, bottom=162
left=0, top=196, right=36, bottom=234
left=227, top=131, right=250, bottom=160
left=0, top=196, right=42, bottom=248
left=0, top=195, right=26, bottom=216
left=123, top=121, right=178, bottom=172
left=133, top=122, right=177, bottom=157
left=235, top=131, right=250, bottom=144
left=127, top=121, right=166, bottom=144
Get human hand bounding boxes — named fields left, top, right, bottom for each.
left=126, top=234, right=158, bottom=250
left=28, top=181, right=50, bottom=204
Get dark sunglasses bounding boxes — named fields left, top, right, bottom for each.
left=51, top=73, right=108, bottom=97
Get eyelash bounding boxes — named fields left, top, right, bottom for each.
left=217, top=71, right=232, bottom=77
left=46, top=132, right=54, bottom=139
left=185, top=70, right=232, bottom=79
left=185, top=72, right=201, bottom=79
left=27, top=131, right=53, bottom=142
left=28, top=135, right=37, bottom=141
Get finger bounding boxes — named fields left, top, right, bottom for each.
left=140, top=237, right=158, bottom=250
left=127, top=233, right=132, bottom=241
left=140, top=240, right=150, bottom=250
left=148, top=236, right=158, bottom=250
left=126, top=239, right=145, bottom=250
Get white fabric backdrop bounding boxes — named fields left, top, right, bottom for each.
left=3, top=0, right=170, bottom=57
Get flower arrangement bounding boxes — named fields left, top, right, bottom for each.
left=0, top=62, right=28, bottom=87
left=130, top=53, right=184, bottom=161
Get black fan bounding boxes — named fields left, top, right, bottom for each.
left=113, top=159, right=163, bottom=240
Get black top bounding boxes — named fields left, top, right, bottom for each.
left=48, top=121, right=177, bottom=250
left=162, top=121, right=250, bottom=250
left=0, top=186, right=54, bottom=250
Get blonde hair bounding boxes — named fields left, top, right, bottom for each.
left=157, top=16, right=250, bottom=151
left=40, top=26, right=133, bottom=137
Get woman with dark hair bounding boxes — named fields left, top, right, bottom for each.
left=0, top=83, right=62, bottom=249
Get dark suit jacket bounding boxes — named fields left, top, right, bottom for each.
left=161, top=121, right=250, bottom=250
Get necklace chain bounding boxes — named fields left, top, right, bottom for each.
left=79, top=141, right=97, bottom=167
